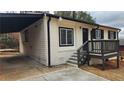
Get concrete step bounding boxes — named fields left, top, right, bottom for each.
left=67, top=60, right=77, bottom=64
left=66, top=60, right=78, bottom=67
left=71, top=55, right=78, bottom=57
left=73, top=52, right=88, bottom=55
left=73, top=52, right=78, bottom=54
left=69, top=58, right=78, bottom=61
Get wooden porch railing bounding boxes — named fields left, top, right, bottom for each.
left=77, top=40, right=119, bottom=70
left=88, top=40, right=119, bottom=54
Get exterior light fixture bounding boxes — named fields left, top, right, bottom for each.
left=59, top=17, right=62, bottom=21
left=44, top=13, right=46, bottom=17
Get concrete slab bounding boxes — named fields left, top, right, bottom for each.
left=0, top=52, right=108, bottom=81
left=24, top=68, right=108, bottom=81
left=0, top=52, right=74, bottom=80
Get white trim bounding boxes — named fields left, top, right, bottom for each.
left=59, top=27, right=74, bottom=46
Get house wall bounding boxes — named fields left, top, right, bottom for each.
left=98, top=26, right=118, bottom=40
left=19, top=18, right=48, bottom=66
left=49, top=17, right=118, bottom=65
left=19, top=16, right=119, bottom=66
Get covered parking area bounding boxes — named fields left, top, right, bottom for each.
left=0, top=13, right=47, bottom=80
left=0, top=13, right=44, bottom=54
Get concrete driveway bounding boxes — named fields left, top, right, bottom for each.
left=0, top=52, right=107, bottom=81
left=0, top=53, right=73, bottom=80
left=22, top=68, right=108, bottom=81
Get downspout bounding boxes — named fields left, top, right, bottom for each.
left=47, top=15, right=51, bottom=67
left=117, top=29, right=121, bottom=40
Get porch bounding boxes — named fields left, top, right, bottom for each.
left=77, top=40, right=120, bottom=70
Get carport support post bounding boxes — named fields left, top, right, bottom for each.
left=47, top=15, right=51, bottom=67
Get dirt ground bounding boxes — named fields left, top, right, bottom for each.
left=81, top=59, right=124, bottom=81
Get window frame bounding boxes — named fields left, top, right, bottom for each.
left=59, top=27, right=74, bottom=47
left=108, top=31, right=116, bottom=39
left=91, top=29, right=104, bottom=39
left=96, top=29, right=101, bottom=39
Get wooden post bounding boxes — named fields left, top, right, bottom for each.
left=117, top=32, right=120, bottom=68
left=102, top=58, right=105, bottom=70
left=101, top=40, right=105, bottom=70
left=117, top=40, right=120, bottom=68
left=91, top=29, right=94, bottom=51
left=117, top=55, right=119, bottom=68
left=87, top=41, right=90, bottom=66
left=77, top=50, right=80, bottom=67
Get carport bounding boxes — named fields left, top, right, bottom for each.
left=0, top=13, right=46, bottom=80
left=0, top=13, right=45, bottom=56
left=0, top=13, right=43, bottom=33
left=0, top=13, right=45, bottom=54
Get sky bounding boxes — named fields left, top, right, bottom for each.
left=89, top=11, right=124, bottom=38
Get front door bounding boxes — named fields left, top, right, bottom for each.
left=83, top=28, right=88, bottom=43
left=82, top=28, right=89, bottom=50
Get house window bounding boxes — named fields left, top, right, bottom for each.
left=108, top=31, right=116, bottom=39
left=59, top=27, right=74, bottom=46
left=91, top=29, right=104, bottom=39
left=24, top=30, right=29, bottom=42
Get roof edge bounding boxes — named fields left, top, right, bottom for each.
left=0, top=12, right=121, bottom=31
left=0, top=13, right=44, bottom=17
left=45, top=13, right=121, bottom=31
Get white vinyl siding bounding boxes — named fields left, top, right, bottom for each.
left=19, top=18, right=48, bottom=66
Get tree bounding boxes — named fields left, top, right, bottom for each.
left=0, top=33, right=19, bottom=49
left=54, top=11, right=95, bottom=23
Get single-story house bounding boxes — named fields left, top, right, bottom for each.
left=0, top=13, right=121, bottom=70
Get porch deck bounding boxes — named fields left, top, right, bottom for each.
left=77, top=40, right=119, bottom=70
left=80, top=59, right=124, bottom=80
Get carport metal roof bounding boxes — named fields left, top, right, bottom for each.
left=0, top=13, right=44, bottom=33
